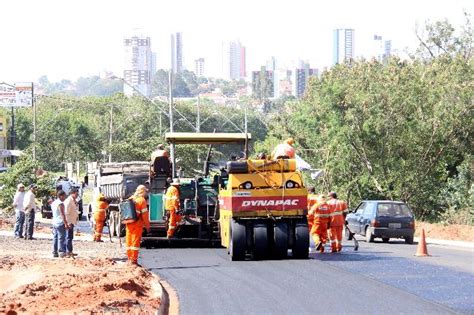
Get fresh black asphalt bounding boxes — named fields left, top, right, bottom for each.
left=141, top=240, right=474, bottom=314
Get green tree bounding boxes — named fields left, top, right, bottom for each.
left=0, top=155, right=54, bottom=212
left=256, top=17, right=473, bottom=221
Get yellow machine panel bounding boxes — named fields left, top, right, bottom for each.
left=218, top=158, right=309, bottom=260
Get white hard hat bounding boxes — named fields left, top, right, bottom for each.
left=17, top=183, right=25, bottom=189
left=170, top=178, right=180, bottom=186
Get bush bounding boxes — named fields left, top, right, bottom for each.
left=438, top=156, right=474, bottom=225
left=0, top=156, right=54, bottom=215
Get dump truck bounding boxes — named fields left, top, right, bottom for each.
left=219, top=159, right=309, bottom=260
left=145, top=132, right=309, bottom=260
left=90, top=161, right=149, bottom=236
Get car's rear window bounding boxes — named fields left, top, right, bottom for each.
left=377, top=203, right=413, bottom=217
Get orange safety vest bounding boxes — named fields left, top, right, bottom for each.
left=95, top=200, right=108, bottom=213
left=307, top=194, right=319, bottom=222
left=311, top=201, right=331, bottom=223
left=328, top=198, right=348, bottom=227
left=165, top=186, right=180, bottom=211
left=132, top=195, right=150, bottom=229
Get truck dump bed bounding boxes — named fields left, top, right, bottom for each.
left=98, top=162, right=149, bottom=202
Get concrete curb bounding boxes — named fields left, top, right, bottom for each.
left=158, top=279, right=180, bottom=315
left=149, top=273, right=166, bottom=315
left=415, top=237, right=474, bottom=249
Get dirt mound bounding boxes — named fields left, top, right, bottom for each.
left=0, top=257, right=161, bottom=314
left=416, top=222, right=474, bottom=242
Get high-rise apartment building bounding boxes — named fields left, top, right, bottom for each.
left=194, top=58, right=205, bottom=77
left=266, top=56, right=277, bottom=71
left=226, top=40, right=246, bottom=80
left=384, top=40, right=392, bottom=59
left=123, top=35, right=152, bottom=97
left=373, top=35, right=392, bottom=62
left=171, top=32, right=183, bottom=74
left=333, top=28, right=355, bottom=64
left=292, top=63, right=318, bottom=98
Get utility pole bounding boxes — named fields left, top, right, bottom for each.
left=244, top=104, right=248, bottom=134
left=108, top=104, right=113, bottom=163
left=32, top=92, right=36, bottom=160
left=169, top=70, right=175, bottom=177
left=10, top=107, right=16, bottom=164
left=159, top=113, right=162, bottom=137
left=196, top=96, right=200, bottom=132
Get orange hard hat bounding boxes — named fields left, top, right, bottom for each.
left=285, top=138, right=294, bottom=145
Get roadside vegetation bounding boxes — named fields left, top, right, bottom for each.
left=0, top=16, right=472, bottom=224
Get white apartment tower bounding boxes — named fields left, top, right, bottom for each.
left=194, top=58, right=205, bottom=77
left=333, top=28, right=355, bottom=64
left=123, top=35, right=152, bottom=97
left=226, top=40, right=246, bottom=80
left=171, top=32, right=183, bottom=74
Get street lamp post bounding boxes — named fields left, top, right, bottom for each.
left=108, top=104, right=113, bottom=163
left=168, top=70, right=176, bottom=177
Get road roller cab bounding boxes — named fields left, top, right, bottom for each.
left=219, top=158, right=309, bottom=260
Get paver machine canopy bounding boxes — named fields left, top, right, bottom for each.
left=146, top=132, right=251, bottom=242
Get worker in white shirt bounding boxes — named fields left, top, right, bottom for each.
left=22, top=184, right=38, bottom=240
left=13, top=183, right=26, bottom=238
left=64, top=189, right=79, bottom=257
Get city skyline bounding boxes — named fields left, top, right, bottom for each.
left=0, top=0, right=471, bottom=82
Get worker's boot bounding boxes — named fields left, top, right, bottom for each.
left=315, top=241, right=323, bottom=252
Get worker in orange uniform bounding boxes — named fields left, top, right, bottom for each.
left=271, top=138, right=296, bottom=159
left=93, top=193, right=109, bottom=242
left=125, top=185, right=150, bottom=265
left=310, top=195, right=331, bottom=253
left=165, top=178, right=181, bottom=239
left=151, top=144, right=170, bottom=161
left=327, top=192, right=348, bottom=252
left=306, top=187, right=319, bottom=232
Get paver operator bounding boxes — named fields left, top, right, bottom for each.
left=310, top=195, right=331, bottom=253
left=125, top=185, right=150, bottom=265
left=271, top=138, right=296, bottom=159
left=165, top=178, right=181, bottom=239
left=151, top=144, right=170, bottom=161
left=327, top=192, right=348, bottom=252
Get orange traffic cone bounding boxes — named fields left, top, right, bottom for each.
left=415, top=228, right=430, bottom=257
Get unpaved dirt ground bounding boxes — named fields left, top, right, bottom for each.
left=415, top=222, right=474, bottom=242
left=0, top=216, right=161, bottom=314
left=0, top=255, right=161, bottom=314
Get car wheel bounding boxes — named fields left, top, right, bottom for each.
left=382, top=237, right=389, bottom=243
left=345, top=226, right=353, bottom=240
left=405, top=235, right=414, bottom=244
left=365, top=227, right=374, bottom=243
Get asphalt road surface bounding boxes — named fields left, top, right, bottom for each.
left=141, top=238, right=474, bottom=314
